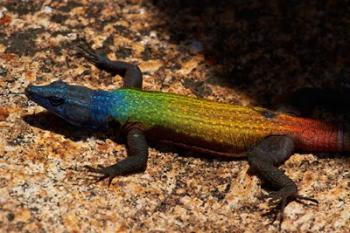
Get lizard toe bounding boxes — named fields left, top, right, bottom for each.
left=84, top=165, right=118, bottom=185
left=262, top=189, right=318, bottom=229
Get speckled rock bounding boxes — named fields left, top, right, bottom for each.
left=1, top=1, right=350, bottom=232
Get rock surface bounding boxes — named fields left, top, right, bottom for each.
left=1, top=1, right=350, bottom=232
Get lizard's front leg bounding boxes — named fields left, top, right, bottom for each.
left=247, top=135, right=318, bottom=226
left=76, top=40, right=143, bottom=88
left=86, top=126, right=148, bottom=186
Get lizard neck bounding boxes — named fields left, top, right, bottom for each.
left=90, top=90, right=123, bottom=129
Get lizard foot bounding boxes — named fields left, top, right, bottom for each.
left=263, top=190, right=318, bottom=229
left=84, top=165, right=118, bottom=186
left=75, top=40, right=103, bottom=65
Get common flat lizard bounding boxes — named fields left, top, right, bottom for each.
left=25, top=41, right=348, bottom=225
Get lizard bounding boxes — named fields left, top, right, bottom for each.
left=24, top=41, right=347, bottom=225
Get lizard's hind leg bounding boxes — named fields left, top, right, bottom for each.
left=247, top=135, right=318, bottom=228
left=76, top=40, right=143, bottom=89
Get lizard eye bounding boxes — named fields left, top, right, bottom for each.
left=48, top=96, right=64, bottom=106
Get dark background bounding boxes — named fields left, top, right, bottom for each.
left=2, top=0, right=350, bottom=111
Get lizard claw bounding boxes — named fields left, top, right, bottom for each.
left=84, top=165, right=117, bottom=186
left=75, top=40, right=101, bottom=65
left=265, top=193, right=288, bottom=230
left=293, top=194, right=319, bottom=205
left=262, top=190, right=318, bottom=230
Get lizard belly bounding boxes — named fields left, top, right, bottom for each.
left=145, top=125, right=268, bottom=158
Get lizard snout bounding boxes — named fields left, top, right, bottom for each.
left=24, top=84, right=35, bottom=98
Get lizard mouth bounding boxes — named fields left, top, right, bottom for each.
left=24, top=84, right=34, bottom=98
left=25, top=84, right=41, bottom=104
left=25, top=84, right=44, bottom=105
left=24, top=84, right=51, bottom=108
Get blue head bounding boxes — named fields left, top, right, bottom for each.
left=25, top=80, right=115, bottom=129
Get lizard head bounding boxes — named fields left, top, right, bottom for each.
left=25, top=80, right=112, bottom=129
